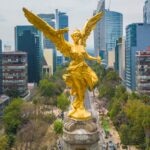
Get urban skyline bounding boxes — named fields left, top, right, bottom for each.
left=0, top=0, right=146, bottom=50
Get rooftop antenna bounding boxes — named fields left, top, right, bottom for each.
left=108, top=0, right=111, bottom=10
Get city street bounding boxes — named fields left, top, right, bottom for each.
left=90, top=89, right=138, bottom=150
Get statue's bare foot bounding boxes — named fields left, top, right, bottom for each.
left=68, top=107, right=91, bottom=120
left=68, top=108, right=76, bottom=117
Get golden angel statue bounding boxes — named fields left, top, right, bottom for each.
left=23, top=8, right=103, bottom=120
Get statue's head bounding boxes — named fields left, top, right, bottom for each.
left=71, top=30, right=82, bottom=44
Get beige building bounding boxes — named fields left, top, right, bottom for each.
left=108, top=49, right=115, bottom=68
left=43, top=49, right=53, bottom=77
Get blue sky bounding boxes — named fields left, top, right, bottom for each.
left=0, top=0, right=146, bottom=50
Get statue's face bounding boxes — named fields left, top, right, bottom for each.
left=72, top=34, right=80, bottom=43
left=71, top=31, right=82, bottom=44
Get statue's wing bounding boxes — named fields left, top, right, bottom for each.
left=23, top=8, right=71, bottom=57
left=81, top=12, right=104, bottom=47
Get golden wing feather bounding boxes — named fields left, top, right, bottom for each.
left=81, top=12, right=104, bottom=47
left=23, top=8, right=71, bottom=57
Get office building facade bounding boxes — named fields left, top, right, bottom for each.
left=2, top=52, right=28, bottom=97
left=125, top=23, right=150, bottom=90
left=15, top=25, right=43, bottom=83
left=136, top=47, right=150, bottom=95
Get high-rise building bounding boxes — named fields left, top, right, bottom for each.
left=125, top=23, right=150, bottom=91
left=0, top=39, right=2, bottom=94
left=55, top=9, right=68, bottom=41
left=15, top=25, right=43, bottom=83
left=94, top=0, right=105, bottom=57
left=114, top=38, right=125, bottom=81
left=136, top=47, right=150, bottom=95
left=2, top=52, right=28, bottom=97
left=38, top=14, right=55, bottom=49
left=55, top=9, right=69, bottom=65
left=94, top=0, right=123, bottom=65
left=143, top=0, right=150, bottom=24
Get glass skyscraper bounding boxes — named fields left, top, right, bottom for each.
left=125, top=23, right=150, bottom=90
left=55, top=9, right=69, bottom=65
left=94, top=0, right=105, bottom=57
left=105, top=10, right=123, bottom=51
left=0, top=39, right=2, bottom=94
left=143, top=0, right=150, bottom=24
left=15, top=26, right=43, bottom=83
left=94, top=0, right=123, bottom=65
left=38, top=14, right=55, bottom=49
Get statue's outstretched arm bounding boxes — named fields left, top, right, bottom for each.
left=84, top=51, right=101, bottom=64
left=23, top=7, right=72, bottom=57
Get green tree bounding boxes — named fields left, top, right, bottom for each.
left=39, top=79, right=59, bottom=97
left=57, top=93, right=70, bottom=111
left=124, top=100, right=150, bottom=148
left=120, top=124, right=130, bottom=145
left=105, top=70, right=121, bottom=82
left=109, top=100, right=120, bottom=119
left=53, top=119, right=63, bottom=134
left=0, top=135, right=9, bottom=150
left=98, top=83, right=115, bottom=99
left=3, top=98, right=23, bottom=134
left=140, top=94, right=150, bottom=104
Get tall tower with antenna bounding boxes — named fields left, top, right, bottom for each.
left=108, top=0, right=111, bottom=10
left=94, top=0, right=123, bottom=66
left=143, top=0, right=150, bottom=24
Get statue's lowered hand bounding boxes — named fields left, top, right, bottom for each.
left=97, top=56, right=101, bottom=64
